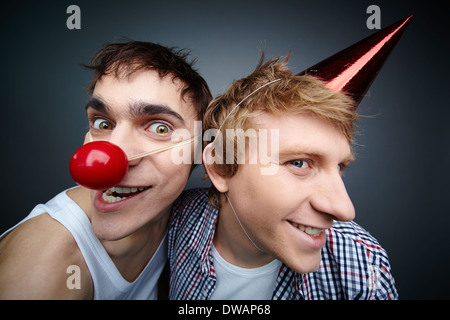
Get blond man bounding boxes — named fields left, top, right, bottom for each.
left=168, top=56, right=398, bottom=300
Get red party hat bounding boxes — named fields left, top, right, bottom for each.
left=298, top=15, right=413, bottom=106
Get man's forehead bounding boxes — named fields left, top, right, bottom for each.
left=95, top=69, right=183, bottom=93
left=89, top=71, right=197, bottom=120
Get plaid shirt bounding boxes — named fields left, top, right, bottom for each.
left=168, top=189, right=398, bottom=300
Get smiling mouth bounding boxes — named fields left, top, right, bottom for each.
left=102, top=186, right=152, bottom=203
left=288, top=221, right=325, bottom=237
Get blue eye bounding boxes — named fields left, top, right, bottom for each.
left=290, top=160, right=309, bottom=169
left=148, top=122, right=171, bottom=135
left=93, top=118, right=113, bottom=130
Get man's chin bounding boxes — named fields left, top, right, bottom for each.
left=93, top=228, right=131, bottom=242
left=90, top=216, right=136, bottom=242
left=279, top=251, right=322, bottom=274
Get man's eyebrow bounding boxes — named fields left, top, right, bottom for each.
left=85, top=98, right=185, bottom=124
left=278, top=148, right=354, bottom=164
left=129, top=101, right=185, bottom=124
left=85, top=97, right=110, bottom=114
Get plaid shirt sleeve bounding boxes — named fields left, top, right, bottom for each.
left=168, top=189, right=218, bottom=300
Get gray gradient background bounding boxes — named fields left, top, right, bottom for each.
left=0, top=0, right=448, bottom=299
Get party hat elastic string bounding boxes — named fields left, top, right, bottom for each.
left=88, top=130, right=198, bottom=161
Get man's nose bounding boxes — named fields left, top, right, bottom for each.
left=108, top=127, right=142, bottom=167
left=309, top=171, right=355, bottom=222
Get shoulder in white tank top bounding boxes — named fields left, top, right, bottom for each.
left=0, top=188, right=167, bottom=300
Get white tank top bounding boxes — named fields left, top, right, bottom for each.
left=0, top=188, right=167, bottom=300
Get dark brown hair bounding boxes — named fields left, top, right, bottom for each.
left=84, top=41, right=212, bottom=119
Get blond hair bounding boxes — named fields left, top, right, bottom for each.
left=204, top=54, right=358, bottom=207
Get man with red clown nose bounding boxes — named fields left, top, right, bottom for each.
left=168, top=16, right=412, bottom=300
left=0, top=42, right=212, bottom=299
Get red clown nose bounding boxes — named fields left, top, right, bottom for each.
left=69, top=141, right=128, bottom=190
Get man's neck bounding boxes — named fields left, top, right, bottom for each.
left=101, top=215, right=168, bottom=282
left=213, top=199, right=274, bottom=269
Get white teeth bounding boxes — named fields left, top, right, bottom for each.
left=290, top=222, right=323, bottom=237
left=305, top=226, right=322, bottom=237
left=102, top=192, right=127, bottom=203
left=102, top=186, right=149, bottom=203
left=109, top=186, right=130, bottom=194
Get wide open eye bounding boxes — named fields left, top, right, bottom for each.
left=93, top=118, right=113, bottom=130
left=148, top=122, right=171, bottom=135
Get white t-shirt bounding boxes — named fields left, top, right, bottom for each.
left=210, top=244, right=282, bottom=300
left=0, top=188, right=167, bottom=300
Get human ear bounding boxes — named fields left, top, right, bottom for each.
left=203, top=144, right=229, bottom=193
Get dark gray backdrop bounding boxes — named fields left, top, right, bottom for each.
left=0, top=0, right=448, bottom=299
